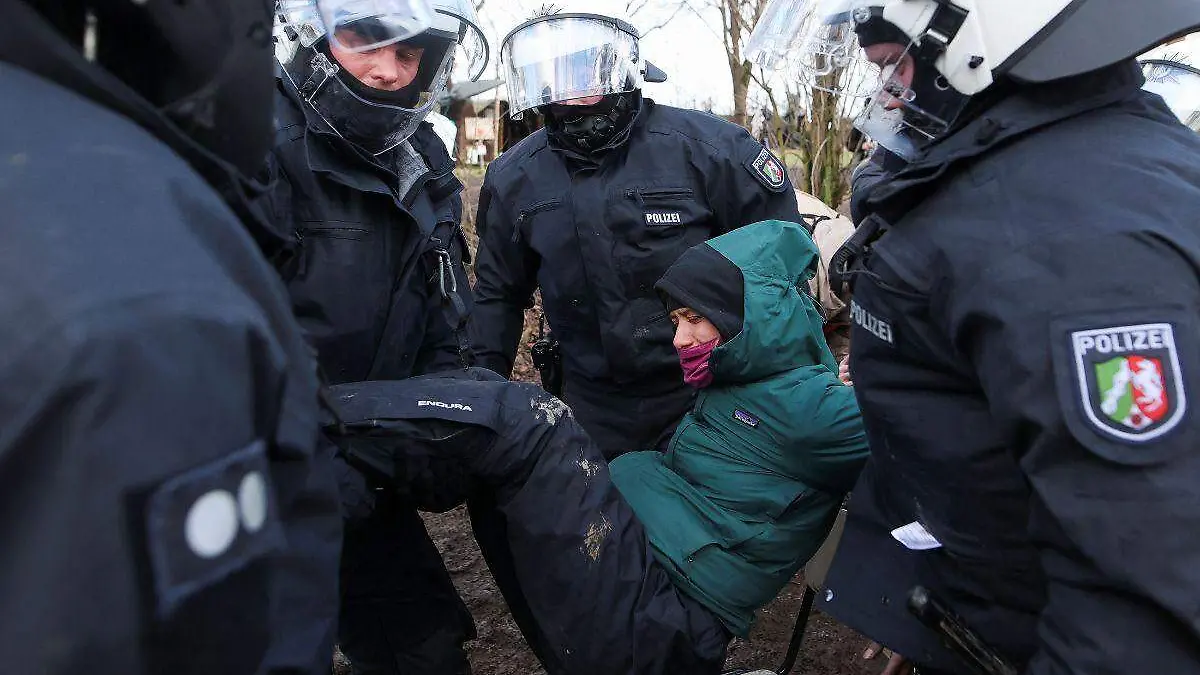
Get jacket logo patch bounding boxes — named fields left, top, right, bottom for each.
left=418, top=400, right=474, bottom=412
left=850, top=300, right=894, bottom=345
left=733, top=409, right=760, bottom=428
left=645, top=211, right=683, bottom=226
left=747, top=147, right=787, bottom=192
left=1072, top=323, right=1186, bottom=442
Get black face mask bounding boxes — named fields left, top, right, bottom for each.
left=903, top=63, right=970, bottom=139
left=544, top=91, right=640, bottom=154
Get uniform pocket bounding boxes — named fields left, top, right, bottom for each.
left=624, top=187, right=708, bottom=234
left=511, top=199, right=565, bottom=245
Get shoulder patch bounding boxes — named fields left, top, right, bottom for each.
left=745, top=146, right=788, bottom=193
left=143, top=440, right=283, bottom=618
left=1069, top=323, right=1185, bottom=442
left=1051, top=310, right=1197, bottom=466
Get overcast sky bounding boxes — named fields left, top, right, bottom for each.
left=469, top=2, right=1200, bottom=116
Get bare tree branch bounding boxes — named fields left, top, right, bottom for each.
left=625, top=0, right=652, bottom=17
left=638, top=2, right=689, bottom=37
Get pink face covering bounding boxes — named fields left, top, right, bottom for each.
left=678, top=337, right=721, bottom=389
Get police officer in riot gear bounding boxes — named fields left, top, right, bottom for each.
left=0, top=0, right=382, bottom=671
left=472, top=11, right=803, bottom=459
left=468, top=13, right=801, bottom=672
left=747, top=0, right=1200, bottom=672
left=269, top=1, right=485, bottom=673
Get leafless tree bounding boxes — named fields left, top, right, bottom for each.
left=669, top=0, right=770, bottom=129
left=625, top=0, right=689, bottom=37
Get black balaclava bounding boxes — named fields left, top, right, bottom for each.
left=855, top=13, right=970, bottom=142
left=543, top=90, right=641, bottom=154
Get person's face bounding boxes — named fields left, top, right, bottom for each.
left=864, top=42, right=914, bottom=110
left=670, top=307, right=721, bottom=350
left=559, top=94, right=605, bottom=106
left=330, top=31, right=424, bottom=91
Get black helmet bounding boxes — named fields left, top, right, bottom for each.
left=10, top=0, right=279, bottom=175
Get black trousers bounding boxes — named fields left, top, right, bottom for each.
left=338, top=496, right=475, bottom=675
left=326, top=373, right=730, bottom=675
left=466, top=393, right=730, bottom=675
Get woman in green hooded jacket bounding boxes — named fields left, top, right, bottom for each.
left=326, top=219, right=869, bottom=674
left=610, top=218, right=870, bottom=640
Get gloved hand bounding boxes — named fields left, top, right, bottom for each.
left=333, top=453, right=377, bottom=521
left=333, top=418, right=494, bottom=514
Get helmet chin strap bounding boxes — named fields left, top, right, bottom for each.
left=544, top=91, right=640, bottom=153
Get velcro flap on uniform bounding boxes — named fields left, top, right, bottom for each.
left=144, top=439, right=283, bottom=618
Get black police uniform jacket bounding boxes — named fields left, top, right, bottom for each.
left=258, top=82, right=477, bottom=664
left=471, top=99, right=802, bottom=456
left=262, top=80, right=473, bottom=386
left=0, top=8, right=342, bottom=674
left=821, top=61, right=1200, bottom=673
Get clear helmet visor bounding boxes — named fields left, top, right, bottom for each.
left=432, top=0, right=490, bottom=81
left=784, top=0, right=970, bottom=160
left=748, top=0, right=880, bottom=98
left=310, top=0, right=435, bottom=53
left=501, top=15, right=642, bottom=117
left=275, top=0, right=491, bottom=154
left=279, top=45, right=454, bottom=154
left=745, top=0, right=821, bottom=72
left=1142, top=59, right=1200, bottom=132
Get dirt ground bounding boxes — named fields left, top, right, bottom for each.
left=337, top=168, right=886, bottom=674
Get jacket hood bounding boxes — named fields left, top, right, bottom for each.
left=1, top=2, right=292, bottom=264
left=655, top=220, right=834, bottom=384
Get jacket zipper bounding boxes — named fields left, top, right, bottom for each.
left=512, top=199, right=564, bottom=244
left=627, top=187, right=694, bottom=202
left=299, top=225, right=370, bottom=238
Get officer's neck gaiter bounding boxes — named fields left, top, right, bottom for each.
left=678, top=337, right=721, bottom=389
left=545, top=92, right=640, bottom=154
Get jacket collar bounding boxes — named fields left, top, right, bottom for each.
left=868, top=61, right=1146, bottom=221
left=276, top=75, right=460, bottom=207
left=545, top=97, right=655, bottom=167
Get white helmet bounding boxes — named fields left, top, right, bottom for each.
left=1142, top=57, right=1200, bottom=131
left=748, top=0, right=1200, bottom=158
left=275, top=0, right=489, bottom=155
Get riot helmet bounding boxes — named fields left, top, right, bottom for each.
left=276, top=0, right=488, bottom=155
left=501, top=12, right=668, bottom=153
left=748, top=0, right=1200, bottom=159
left=16, top=0, right=284, bottom=175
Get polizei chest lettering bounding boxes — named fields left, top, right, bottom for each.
left=850, top=300, right=894, bottom=345
left=645, top=211, right=683, bottom=226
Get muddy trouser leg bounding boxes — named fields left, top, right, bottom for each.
left=338, top=494, right=475, bottom=675
left=469, top=402, right=730, bottom=675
